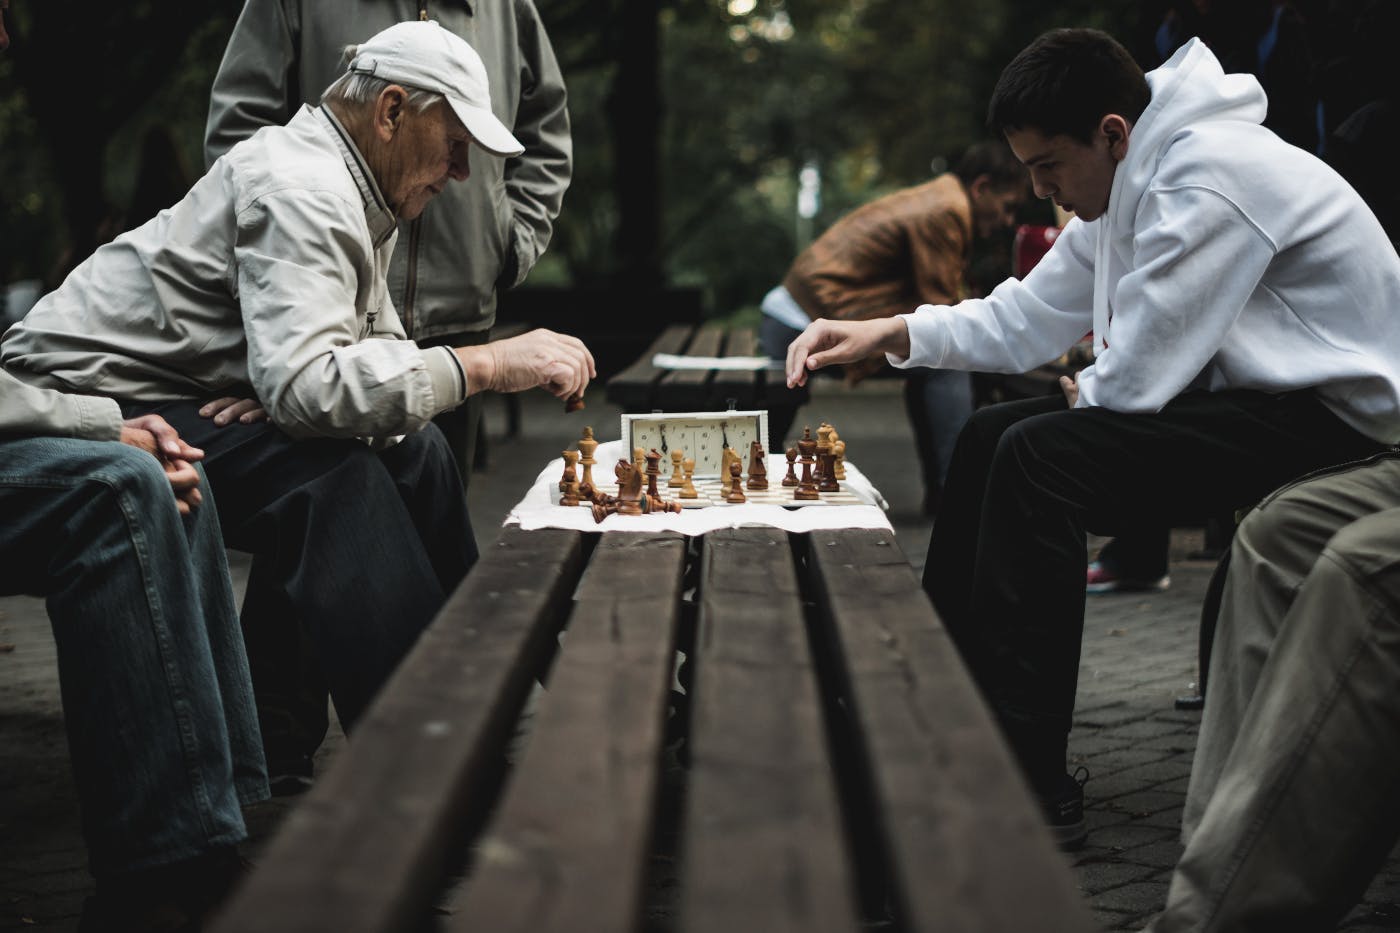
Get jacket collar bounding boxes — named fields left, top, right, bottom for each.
left=315, top=105, right=398, bottom=248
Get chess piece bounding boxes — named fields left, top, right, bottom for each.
left=578, top=426, right=599, bottom=489
left=816, top=426, right=839, bottom=492
left=565, top=393, right=585, bottom=413
left=669, top=449, right=685, bottom=488
left=782, top=446, right=799, bottom=486
left=645, top=448, right=663, bottom=499
left=795, top=427, right=819, bottom=500
left=746, top=439, right=768, bottom=490
left=832, top=438, right=847, bottom=481
left=725, top=460, right=747, bottom=503
left=616, top=459, right=644, bottom=516
left=560, top=465, right=580, bottom=506
left=720, top=446, right=741, bottom=484
left=560, top=449, right=579, bottom=492
left=681, top=457, right=699, bottom=499
left=633, top=446, right=646, bottom=480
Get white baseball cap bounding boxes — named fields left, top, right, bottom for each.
left=347, top=20, right=524, bottom=158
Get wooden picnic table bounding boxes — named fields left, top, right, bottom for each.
left=210, top=519, right=1095, bottom=933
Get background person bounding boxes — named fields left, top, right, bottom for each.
left=760, top=139, right=1026, bottom=515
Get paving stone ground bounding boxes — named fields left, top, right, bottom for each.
left=2, top=380, right=1398, bottom=931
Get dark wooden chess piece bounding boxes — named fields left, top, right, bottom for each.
left=724, top=460, right=747, bottom=503
left=746, top=440, right=768, bottom=491
left=645, top=448, right=663, bottom=500
left=816, top=425, right=839, bottom=492
left=782, top=446, right=799, bottom=487
left=795, top=427, right=819, bottom=500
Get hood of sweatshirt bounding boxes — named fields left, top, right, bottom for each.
left=1092, top=38, right=1269, bottom=353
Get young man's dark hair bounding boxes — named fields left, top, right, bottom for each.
left=952, top=138, right=1027, bottom=191
left=988, top=27, right=1152, bottom=141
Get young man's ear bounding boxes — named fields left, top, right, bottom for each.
left=1100, top=114, right=1131, bottom=162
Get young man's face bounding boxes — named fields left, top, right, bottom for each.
left=967, top=178, right=1026, bottom=239
left=1004, top=119, right=1126, bottom=223
left=379, top=100, right=473, bottom=221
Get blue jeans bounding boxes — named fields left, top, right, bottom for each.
left=0, top=437, right=267, bottom=879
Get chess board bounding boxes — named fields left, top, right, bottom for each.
left=557, top=477, right=872, bottom=509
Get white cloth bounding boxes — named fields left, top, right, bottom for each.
left=889, top=38, right=1400, bottom=445
left=507, top=439, right=892, bottom=533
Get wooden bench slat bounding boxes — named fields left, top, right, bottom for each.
left=803, top=529, right=1095, bottom=933
left=681, top=528, right=860, bottom=933
left=209, top=527, right=587, bottom=933
left=707, top=326, right=761, bottom=411
left=444, top=532, right=688, bottom=933
left=605, top=324, right=696, bottom=412
left=657, top=323, right=726, bottom=413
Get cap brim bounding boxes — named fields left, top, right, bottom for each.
left=448, top=98, right=524, bottom=158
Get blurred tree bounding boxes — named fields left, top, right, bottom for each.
left=0, top=0, right=239, bottom=290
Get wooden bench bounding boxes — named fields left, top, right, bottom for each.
left=210, top=525, right=1094, bottom=933
left=605, top=322, right=810, bottom=414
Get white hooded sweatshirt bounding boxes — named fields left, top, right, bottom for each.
left=891, top=38, right=1400, bottom=444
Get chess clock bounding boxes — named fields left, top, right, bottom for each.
left=620, top=410, right=769, bottom=478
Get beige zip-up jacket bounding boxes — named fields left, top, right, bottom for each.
left=0, top=370, right=121, bottom=441
left=204, top=0, right=572, bottom=341
left=2, top=106, right=466, bottom=443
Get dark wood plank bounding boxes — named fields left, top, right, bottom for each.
left=656, top=322, right=725, bottom=413
left=681, top=528, right=859, bottom=933
left=605, top=324, right=696, bottom=412
left=209, top=527, right=587, bottom=933
left=445, top=532, right=688, bottom=933
left=803, top=529, right=1095, bottom=933
left=708, top=326, right=762, bottom=410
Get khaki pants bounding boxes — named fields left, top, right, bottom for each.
left=1152, top=452, right=1400, bottom=932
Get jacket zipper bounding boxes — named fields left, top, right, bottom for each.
left=401, top=216, right=422, bottom=336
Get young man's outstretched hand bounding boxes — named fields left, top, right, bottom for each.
left=785, top=317, right=912, bottom=388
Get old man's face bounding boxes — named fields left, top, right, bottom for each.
left=380, top=100, right=473, bottom=221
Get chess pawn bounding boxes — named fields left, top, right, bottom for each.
left=724, top=460, right=747, bottom=503
left=832, top=438, right=847, bottom=480
left=680, top=457, right=699, bottom=499
left=746, top=439, right=768, bottom=490
left=578, top=426, right=599, bottom=489
left=669, top=449, right=686, bottom=488
left=560, top=449, right=580, bottom=492
left=560, top=465, right=580, bottom=506
left=782, top=446, right=799, bottom=487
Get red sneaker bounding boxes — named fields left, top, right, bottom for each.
left=1085, top=560, right=1170, bottom=594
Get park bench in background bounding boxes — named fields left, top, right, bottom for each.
left=605, top=322, right=809, bottom=415
left=210, top=524, right=1095, bottom=933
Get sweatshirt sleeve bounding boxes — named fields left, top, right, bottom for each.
left=500, top=0, right=573, bottom=289
left=0, top=369, right=122, bottom=441
left=234, top=189, right=462, bottom=439
left=203, top=0, right=298, bottom=169
left=1075, top=185, right=1275, bottom=412
left=889, top=216, right=1097, bottom=373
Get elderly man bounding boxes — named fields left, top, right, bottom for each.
left=2, top=21, right=595, bottom=779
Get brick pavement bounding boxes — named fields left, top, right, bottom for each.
left=2, top=382, right=1399, bottom=931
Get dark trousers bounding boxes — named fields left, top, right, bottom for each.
left=420, top=330, right=489, bottom=492
left=128, top=401, right=479, bottom=759
left=922, top=389, right=1386, bottom=793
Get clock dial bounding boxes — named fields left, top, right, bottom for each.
left=622, top=411, right=769, bottom=477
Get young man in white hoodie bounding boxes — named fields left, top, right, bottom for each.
left=784, top=27, right=1400, bottom=849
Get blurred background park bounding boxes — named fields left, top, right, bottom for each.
left=0, top=0, right=1392, bottom=376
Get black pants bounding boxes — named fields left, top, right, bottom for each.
left=922, top=389, right=1386, bottom=793
left=128, top=401, right=479, bottom=757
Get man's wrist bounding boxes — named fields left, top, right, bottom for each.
left=453, top=345, right=495, bottom=397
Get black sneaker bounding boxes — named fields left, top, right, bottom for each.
left=1039, top=767, right=1089, bottom=851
